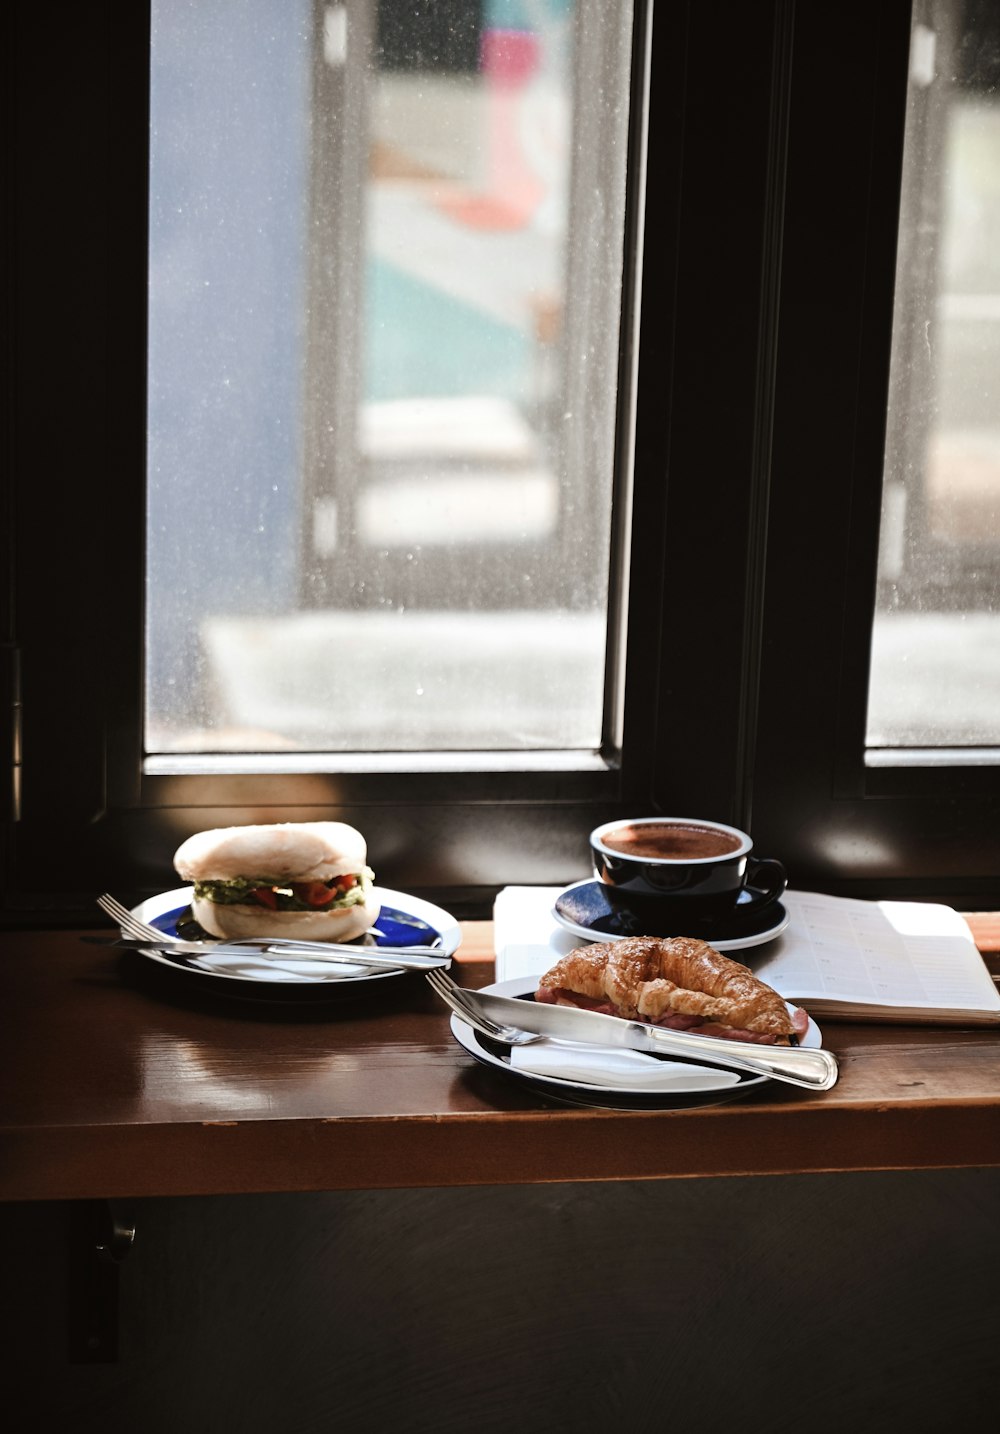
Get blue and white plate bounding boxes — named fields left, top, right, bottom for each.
left=128, top=885, right=459, bottom=994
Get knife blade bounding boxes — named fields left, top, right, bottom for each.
left=464, top=989, right=839, bottom=1091
left=88, top=936, right=450, bottom=971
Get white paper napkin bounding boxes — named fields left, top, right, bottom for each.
left=509, top=1038, right=742, bottom=1090
left=190, top=953, right=375, bottom=982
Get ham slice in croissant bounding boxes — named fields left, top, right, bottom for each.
left=536, top=937, right=806, bottom=1044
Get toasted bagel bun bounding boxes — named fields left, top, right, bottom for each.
left=191, top=891, right=381, bottom=944
left=174, top=821, right=368, bottom=884
left=174, top=821, right=379, bottom=944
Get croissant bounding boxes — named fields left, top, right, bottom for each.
left=537, top=937, right=796, bottom=1040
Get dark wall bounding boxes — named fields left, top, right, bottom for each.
left=3, top=1171, right=998, bottom=1433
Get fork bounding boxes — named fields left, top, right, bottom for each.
left=98, top=893, right=168, bottom=943
left=425, top=967, right=542, bottom=1047
left=95, top=892, right=444, bottom=961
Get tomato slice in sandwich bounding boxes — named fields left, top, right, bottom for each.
left=290, top=880, right=339, bottom=908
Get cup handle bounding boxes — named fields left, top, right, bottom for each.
left=744, top=857, right=787, bottom=911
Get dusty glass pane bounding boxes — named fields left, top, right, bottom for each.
left=145, top=0, right=633, bottom=754
left=868, top=0, right=1000, bottom=748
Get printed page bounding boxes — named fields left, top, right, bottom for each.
left=752, top=891, right=1000, bottom=1013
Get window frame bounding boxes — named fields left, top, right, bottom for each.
left=749, top=0, right=1000, bottom=905
left=7, top=0, right=999, bottom=924
left=6, top=0, right=668, bottom=917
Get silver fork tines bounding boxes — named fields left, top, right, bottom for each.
left=424, top=968, right=542, bottom=1048
left=97, top=893, right=172, bottom=942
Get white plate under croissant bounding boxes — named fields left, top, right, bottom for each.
left=451, top=977, right=822, bottom=1110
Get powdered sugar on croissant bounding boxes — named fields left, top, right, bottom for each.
left=538, top=937, right=798, bottom=1041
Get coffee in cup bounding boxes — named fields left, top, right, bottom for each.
left=589, top=816, right=786, bottom=921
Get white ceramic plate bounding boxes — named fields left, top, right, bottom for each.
left=128, top=885, right=459, bottom=993
left=449, top=976, right=822, bottom=1110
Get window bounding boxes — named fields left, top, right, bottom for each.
left=145, top=0, right=634, bottom=758
left=750, top=0, right=1000, bottom=905
left=7, top=0, right=999, bottom=919
left=869, top=0, right=1000, bottom=755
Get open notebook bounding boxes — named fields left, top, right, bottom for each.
left=493, top=886, right=1000, bottom=1025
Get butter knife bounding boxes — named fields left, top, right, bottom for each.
left=89, top=936, right=450, bottom=972
left=465, top=989, right=838, bottom=1091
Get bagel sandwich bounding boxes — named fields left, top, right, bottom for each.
left=173, top=821, right=379, bottom=942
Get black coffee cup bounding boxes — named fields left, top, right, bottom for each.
left=589, top=816, right=786, bottom=921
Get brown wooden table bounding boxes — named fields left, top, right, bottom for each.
left=2, top=918, right=998, bottom=1201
